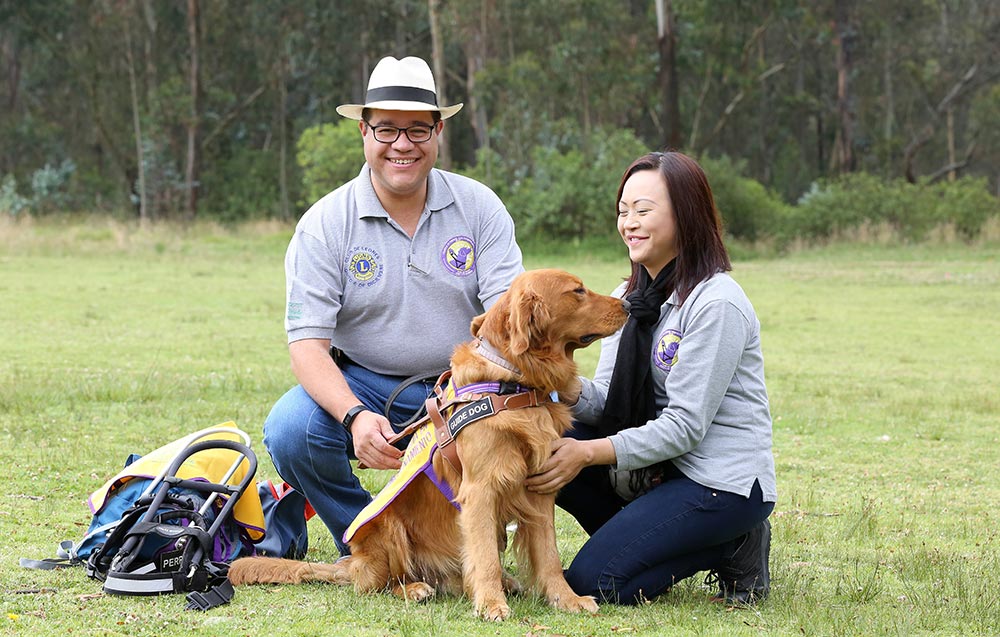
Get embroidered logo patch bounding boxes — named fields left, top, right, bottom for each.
left=447, top=397, right=496, bottom=438
left=441, top=236, right=476, bottom=276
left=286, top=302, right=303, bottom=321
left=654, top=329, right=682, bottom=372
left=345, top=247, right=383, bottom=287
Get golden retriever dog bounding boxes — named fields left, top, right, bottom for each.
left=229, top=269, right=629, bottom=620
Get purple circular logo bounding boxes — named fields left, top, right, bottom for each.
left=441, top=236, right=476, bottom=276
left=654, top=329, right=682, bottom=372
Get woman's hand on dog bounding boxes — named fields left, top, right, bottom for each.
left=352, top=413, right=404, bottom=470
left=526, top=437, right=617, bottom=495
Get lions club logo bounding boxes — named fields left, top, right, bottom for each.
left=654, top=329, right=682, bottom=372
left=441, top=236, right=476, bottom=277
left=345, top=247, right=383, bottom=287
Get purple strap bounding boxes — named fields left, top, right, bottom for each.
left=423, top=462, right=460, bottom=510
left=454, top=381, right=529, bottom=397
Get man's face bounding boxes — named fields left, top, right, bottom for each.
left=361, top=109, right=442, bottom=202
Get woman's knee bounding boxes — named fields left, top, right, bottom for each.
left=565, top=554, right=609, bottom=599
left=565, top=564, right=638, bottom=605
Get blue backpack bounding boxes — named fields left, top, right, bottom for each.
left=21, top=427, right=313, bottom=609
left=21, top=434, right=259, bottom=611
left=84, top=439, right=258, bottom=609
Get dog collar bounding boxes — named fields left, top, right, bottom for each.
left=454, top=381, right=529, bottom=396
left=474, top=337, right=522, bottom=375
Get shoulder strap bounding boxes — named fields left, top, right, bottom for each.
left=185, top=562, right=234, bottom=610
left=426, top=391, right=462, bottom=473
left=19, top=540, right=79, bottom=570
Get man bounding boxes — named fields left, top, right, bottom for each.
left=263, top=56, right=523, bottom=555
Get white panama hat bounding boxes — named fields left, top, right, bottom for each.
left=336, top=56, right=463, bottom=120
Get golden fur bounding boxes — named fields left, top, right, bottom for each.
left=228, top=269, right=629, bottom=620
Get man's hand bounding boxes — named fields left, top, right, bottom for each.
left=351, top=411, right=404, bottom=470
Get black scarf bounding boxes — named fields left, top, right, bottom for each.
left=599, top=259, right=677, bottom=437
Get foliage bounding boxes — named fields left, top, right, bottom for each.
left=927, top=177, right=1000, bottom=241
left=794, top=173, right=998, bottom=243
left=296, top=120, right=366, bottom=207
left=460, top=125, right=648, bottom=239
left=133, top=135, right=187, bottom=218
left=0, top=174, right=29, bottom=216
left=0, top=159, right=76, bottom=216
left=28, top=159, right=76, bottom=214
left=968, top=84, right=1000, bottom=192
left=699, top=154, right=791, bottom=242
left=794, top=173, right=899, bottom=241
left=199, top=147, right=288, bottom=222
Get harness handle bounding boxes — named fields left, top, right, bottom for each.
left=383, top=369, right=448, bottom=428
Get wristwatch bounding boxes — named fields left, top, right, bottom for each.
left=342, top=404, right=369, bottom=431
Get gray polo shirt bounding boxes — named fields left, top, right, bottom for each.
left=284, top=164, right=523, bottom=377
left=574, top=272, right=777, bottom=503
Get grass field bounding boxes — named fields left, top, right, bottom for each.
left=2, top=217, right=999, bottom=636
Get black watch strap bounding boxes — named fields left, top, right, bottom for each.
left=342, top=404, right=368, bottom=431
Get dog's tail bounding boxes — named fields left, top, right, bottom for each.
left=228, top=556, right=351, bottom=586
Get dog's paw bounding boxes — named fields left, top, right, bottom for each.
left=553, top=593, right=599, bottom=615
left=501, top=571, right=523, bottom=595
left=474, top=595, right=511, bottom=621
left=397, top=581, right=436, bottom=603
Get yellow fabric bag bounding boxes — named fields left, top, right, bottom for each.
left=87, top=422, right=265, bottom=540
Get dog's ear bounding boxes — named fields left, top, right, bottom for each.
left=508, top=289, right=551, bottom=356
left=474, top=293, right=509, bottom=341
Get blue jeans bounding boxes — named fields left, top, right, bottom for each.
left=557, top=424, right=774, bottom=605
left=262, top=363, right=437, bottom=555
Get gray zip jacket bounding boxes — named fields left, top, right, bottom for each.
left=574, top=272, right=777, bottom=503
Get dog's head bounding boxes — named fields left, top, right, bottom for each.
left=470, top=269, right=628, bottom=388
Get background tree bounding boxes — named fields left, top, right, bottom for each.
left=184, top=0, right=200, bottom=217
left=0, top=0, right=996, bottom=235
left=656, top=0, right=681, bottom=149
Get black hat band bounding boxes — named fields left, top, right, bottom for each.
left=365, top=86, right=438, bottom=106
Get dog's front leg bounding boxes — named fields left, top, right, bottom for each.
left=517, top=492, right=599, bottom=614
left=459, top=481, right=509, bottom=621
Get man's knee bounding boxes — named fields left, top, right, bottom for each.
left=263, top=386, right=341, bottom=462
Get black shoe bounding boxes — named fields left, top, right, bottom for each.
left=707, top=518, right=771, bottom=605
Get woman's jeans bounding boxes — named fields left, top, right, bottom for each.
left=262, top=363, right=436, bottom=555
left=557, top=424, right=774, bottom=605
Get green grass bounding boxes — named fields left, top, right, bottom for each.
left=2, top=217, right=999, bottom=636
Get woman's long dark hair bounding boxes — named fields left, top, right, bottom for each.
left=618, top=151, right=731, bottom=304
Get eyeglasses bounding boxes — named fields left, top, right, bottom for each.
left=364, top=121, right=435, bottom=144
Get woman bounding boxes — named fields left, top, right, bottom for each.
left=526, top=151, right=776, bottom=606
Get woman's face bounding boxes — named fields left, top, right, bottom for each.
left=617, top=168, right=678, bottom=278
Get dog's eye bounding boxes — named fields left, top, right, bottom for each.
left=573, top=287, right=586, bottom=295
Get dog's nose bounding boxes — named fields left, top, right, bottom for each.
left=620, top=298, right=631, bottom=313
